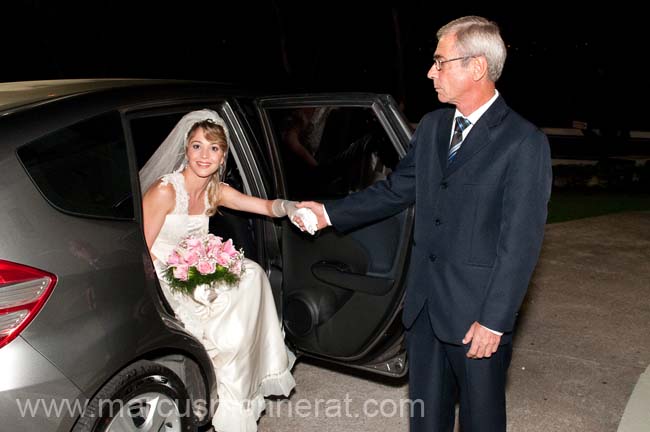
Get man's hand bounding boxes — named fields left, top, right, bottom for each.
left=462, top=321, right=501, bottom=359
left=296, top=201, right=329, bottom=231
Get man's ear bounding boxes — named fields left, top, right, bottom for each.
left=473, top=56, right=488, bottom=81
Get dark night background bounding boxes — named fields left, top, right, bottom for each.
left=3, top=1, right=646, bottom=132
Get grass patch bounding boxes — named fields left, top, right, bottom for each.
left=547, top=189, right=650, bottom=223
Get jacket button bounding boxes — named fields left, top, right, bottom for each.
left=435, top=219, right=442, bottom=226
left=429, top=254, right=437, bottom=262
left=440, top=182, right=448, bottom=189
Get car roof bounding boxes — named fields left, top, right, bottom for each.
left=0, top=78, right=213, bottom=113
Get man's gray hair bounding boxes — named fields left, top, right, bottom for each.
left=437, top=16, right=507, bottom=82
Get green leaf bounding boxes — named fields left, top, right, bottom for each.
left=164, top=265, right=241, bottom=296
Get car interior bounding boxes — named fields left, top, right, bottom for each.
left=264, top=104, right=412, bottom=363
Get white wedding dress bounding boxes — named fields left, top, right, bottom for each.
left=150, top=172, right=296, bottom=432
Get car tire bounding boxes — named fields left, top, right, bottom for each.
left=73, top=360, right=195, bottom=432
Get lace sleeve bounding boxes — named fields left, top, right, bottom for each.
left=160, top=173, right=187, bottom=215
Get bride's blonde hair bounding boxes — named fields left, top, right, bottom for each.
left=186, top=119, right=228, bottom=216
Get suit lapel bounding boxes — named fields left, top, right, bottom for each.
left=445, top=96, right=509, bottom=177
left=445, top=121, right=492, bottom=177
left=437, top=110, right=454, bottom=172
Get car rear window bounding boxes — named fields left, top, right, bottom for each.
left=16, top=111, right=134, bottom=220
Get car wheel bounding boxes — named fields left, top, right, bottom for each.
left=73, top=360, right=194, bottom=432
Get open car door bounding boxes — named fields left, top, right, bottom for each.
left=256, top=94, right=414, bottom=377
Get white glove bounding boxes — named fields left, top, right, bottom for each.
left=193, top=284, right=218, bottom=306
left=272, top=199, right=318, bottom=235
left=293, top=207, right=318, bottom=235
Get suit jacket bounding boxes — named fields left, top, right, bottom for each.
left=327, top=96, right=552, bottom=344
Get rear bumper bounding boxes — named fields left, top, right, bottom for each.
left=0, top=336, right=83, bottom=432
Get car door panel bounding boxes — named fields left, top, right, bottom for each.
left=282, top=210, right=412, bottom=358
left=257, top=96, right=413, bottom=376
left=311, top=262, right=394, bottom=296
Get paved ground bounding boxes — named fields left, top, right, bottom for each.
left=253, top=211, right=650, bottom=432
left=506, top=211, right=650, bottom=432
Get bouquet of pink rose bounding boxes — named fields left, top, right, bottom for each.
left=164, top=233, right=245, bottom=296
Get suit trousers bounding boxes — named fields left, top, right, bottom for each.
left=407, top=304, right=512, bottom=432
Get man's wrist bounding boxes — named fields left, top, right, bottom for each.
left=322, top=204, right=332, bottom=226
left=480, top=324, right=503, bottom=336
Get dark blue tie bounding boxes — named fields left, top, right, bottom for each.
left=448, top=116, right=471, bottom=164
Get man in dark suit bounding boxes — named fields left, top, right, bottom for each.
left=298, top=15, right=552, bottom=432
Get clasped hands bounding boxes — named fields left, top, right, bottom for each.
left=273, top=199, right=324, bottom=235
left=293, top=201, right=330, bottom=233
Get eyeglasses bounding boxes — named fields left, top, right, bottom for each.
left=432, top=56, right=475, bottom=71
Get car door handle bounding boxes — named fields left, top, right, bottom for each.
left=311, top=261, right=394, bottom=296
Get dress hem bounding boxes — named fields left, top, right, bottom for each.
left=211, top=352, right=296, bottom=432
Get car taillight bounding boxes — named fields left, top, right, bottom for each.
left=0, top=260, right=56, bottom=349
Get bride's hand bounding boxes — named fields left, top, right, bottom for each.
left=271, top=199, right=318, bottom=235
left=296, top=201, right=329, bottom=231
left=291, top=207, right=319, bottom=235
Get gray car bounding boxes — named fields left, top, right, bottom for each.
left=0, top=79, right=414, bottom=431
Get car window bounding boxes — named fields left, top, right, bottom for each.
left=130, top=112, right=186, bottom=170
left=130, top=109, right=259, bottom=258
left=234, top=98, right=275, bottom=197
left=267, top=106, right=399, bottom=201
left=130, top=111, right=246, bottom=189
left=16, top=111, right=134, bottom=220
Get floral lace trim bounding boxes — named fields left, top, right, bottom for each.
left=160, top=173, right=188, bottom=215
left=160, top=172, right=211, bottom=215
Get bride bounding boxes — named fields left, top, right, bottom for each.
left=140, top=109, right=307, bottom=432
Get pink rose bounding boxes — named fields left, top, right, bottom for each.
left=206, top=238, right=222, bottom=258
left=173, top=265, right=189, bottom=281
left=167, top=250, right=182, bottom=265
left=186, top=237, right=201, bottom=249
left=197, top=259, right=216, bottom=275
left=222, top=239, right=237, bottom=257
left=184, top=250, right=200, bottom=267
left=216, top=252, right=231, bottom=266
left=207, top=235, right=223, bottom=248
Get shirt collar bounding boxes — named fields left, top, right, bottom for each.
left=454, top=89, right=499, bottom=125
